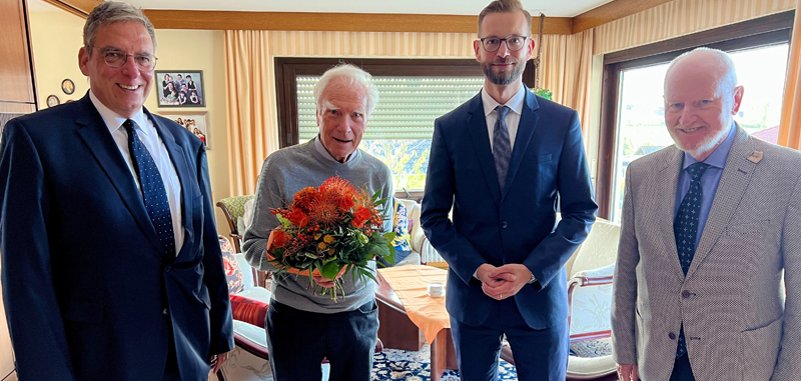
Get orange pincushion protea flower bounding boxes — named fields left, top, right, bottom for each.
left=265, top=176, right=395, bottom=301
left=307, top=197, right=343, bottom=226
left=291, top=187, right=319, bottom=213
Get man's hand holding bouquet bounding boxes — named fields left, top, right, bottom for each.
left=266, top=177, right=395, bottom=301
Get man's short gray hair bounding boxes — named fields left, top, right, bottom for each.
left=83, top=1, right=156, bottom=51
left=313, top=64, right=379, bottom=116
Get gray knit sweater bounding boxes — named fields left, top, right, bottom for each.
left=242, top=137, right=393, bottom=313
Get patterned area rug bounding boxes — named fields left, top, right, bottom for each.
left=569, top=337, right=613, bottom=358
left=372, top=345, right=518, bottom=381
left=216, top=343, right=520, bottom=381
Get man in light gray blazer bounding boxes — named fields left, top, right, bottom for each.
left=612, top=47, right=801, bottom=381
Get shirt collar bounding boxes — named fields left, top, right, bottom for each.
left=481, top=85, right=526, bottom=117
left=89, top=90, right=150, bottom=136
left=313, top=135, right=355, bottom=163
left=681, top=123, right=737, bottom=170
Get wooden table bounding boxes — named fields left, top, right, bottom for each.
left=375, top=269, right=457, bottom=381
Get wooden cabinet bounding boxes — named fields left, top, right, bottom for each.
left=0, top=0, right=33, bottom=375
left=0, top=0, right=37, bottom=111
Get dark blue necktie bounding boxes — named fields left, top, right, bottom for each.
left=673, top=161, right=709, bottom=359
left=493, top=106, right=512, bottom=190
left=124, top=119, right=176, bottom=258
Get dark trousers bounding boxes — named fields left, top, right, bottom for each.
left=266, top=300, right=378, bottom=381
left=669, top=353, right=696, bottom=381
left=450, top=299, right=568, bottom=381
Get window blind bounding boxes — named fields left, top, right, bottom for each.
left=297, top=76, right=484, bottom=141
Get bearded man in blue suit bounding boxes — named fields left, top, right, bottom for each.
left=0, top=2, right=232, bottom=380
left=421, top=0, right=597, bottom=380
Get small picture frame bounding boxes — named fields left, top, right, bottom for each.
left=158, top=111, right=210, bottom=149
left=61, top=78, right=75, bottom=95
left=46, top=95, right=60, bottom=108
left=155, top=70, right=205, bottom=107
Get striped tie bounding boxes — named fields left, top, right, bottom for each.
left=493, top=105, right=512, bottom=191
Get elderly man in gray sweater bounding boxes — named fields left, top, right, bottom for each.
left=242, top=64, right=393, bottom=381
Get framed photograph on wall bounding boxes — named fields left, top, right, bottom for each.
left=155, top=70, right=205, bottom=107
left=158, top=111, right=210, bottom=149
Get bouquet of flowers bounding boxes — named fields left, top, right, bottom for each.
left=266, top=176, right=395, bottom=300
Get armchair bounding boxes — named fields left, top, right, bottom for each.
left=217, top=237, right=273, bottom=381
left=394, top=198, right=446, bottom=268
left=565, top=218, right=620, bottom=380
left=215, top=195, right=254, bottom=253
left=498, top=218, right=619, bottom=380
left=566, top=264, right=616, bottom=379
left=216, top=194, right=273, bottom=288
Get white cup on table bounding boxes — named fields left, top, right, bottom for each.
left=427, top=282, right=445, bottom=297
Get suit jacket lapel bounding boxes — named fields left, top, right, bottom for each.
left=653, top=148, right=687, bottom=280
left=147, top=110, right=195, bottom=257
left=465, top=93, right=502, bottom=201
left=503, top=89, right=539, bottom=199
left=687, top=127, right=755, bottom=279
left=74, top=96, right=163, bottom=255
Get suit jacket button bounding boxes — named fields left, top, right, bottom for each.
left=682, top=290, right=691, bottom=298
left=501, top=221, right=508, bottom=229
left=668, top=332, right=677, bottom=340
left=162, top=308, right=168, bottom=315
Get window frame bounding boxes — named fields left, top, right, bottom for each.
left=595, top=11, right=794, bottom=219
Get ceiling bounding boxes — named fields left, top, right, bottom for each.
left=118, top=0, right=615, bottom=18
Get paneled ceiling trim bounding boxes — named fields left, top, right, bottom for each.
left=142, top=10, right=573, bottom=34
left=572, top=0, right=673, bottom=33
left=42, top=0, right=100, bottom=17
left=49, top=0, right=664, bottom=36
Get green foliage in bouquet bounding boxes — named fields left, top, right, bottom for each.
left=266, top=177, right=395, bottom=300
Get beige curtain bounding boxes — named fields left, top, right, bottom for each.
left=593, top=0, right=795, bottom=55
left=223, top=30, right=279, bottom=196
left=778, top=0, right=801, bottom=150
left=539, top=30, right=594, bottom=136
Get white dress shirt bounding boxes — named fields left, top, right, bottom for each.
left=90, top=91, right=184, bottom=255
left=481, top=85, right=527, bottom=151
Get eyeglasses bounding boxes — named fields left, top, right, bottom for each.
left=479, top=35, right=529, bottom=52
left=90, top=46, right=158, bottom=71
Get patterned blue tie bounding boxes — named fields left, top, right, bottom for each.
left=124, top=119, right=176, bottom=258
left=493, top=106, right=512, bottom=191
left=673, top=161, right=709, bottom=359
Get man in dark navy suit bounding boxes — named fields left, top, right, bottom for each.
left=0, top=2, right=232, bottom=380
left=421, top=0, right=597, bottom=379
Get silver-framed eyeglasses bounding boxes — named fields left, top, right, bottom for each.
left=479, top=35, right=529, bottom=52
left=90, top=46, right=158, bottom=71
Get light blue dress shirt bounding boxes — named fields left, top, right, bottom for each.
left=673, top=125, right=737, bottom=245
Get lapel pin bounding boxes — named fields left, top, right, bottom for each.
left=747, top=151, right=763, bottom=163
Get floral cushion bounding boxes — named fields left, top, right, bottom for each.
left=219, top=236, right=244, bottom=294
left=218, top=195, right=254, bottom=234
left=392, top=201, right=412, bottom=264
